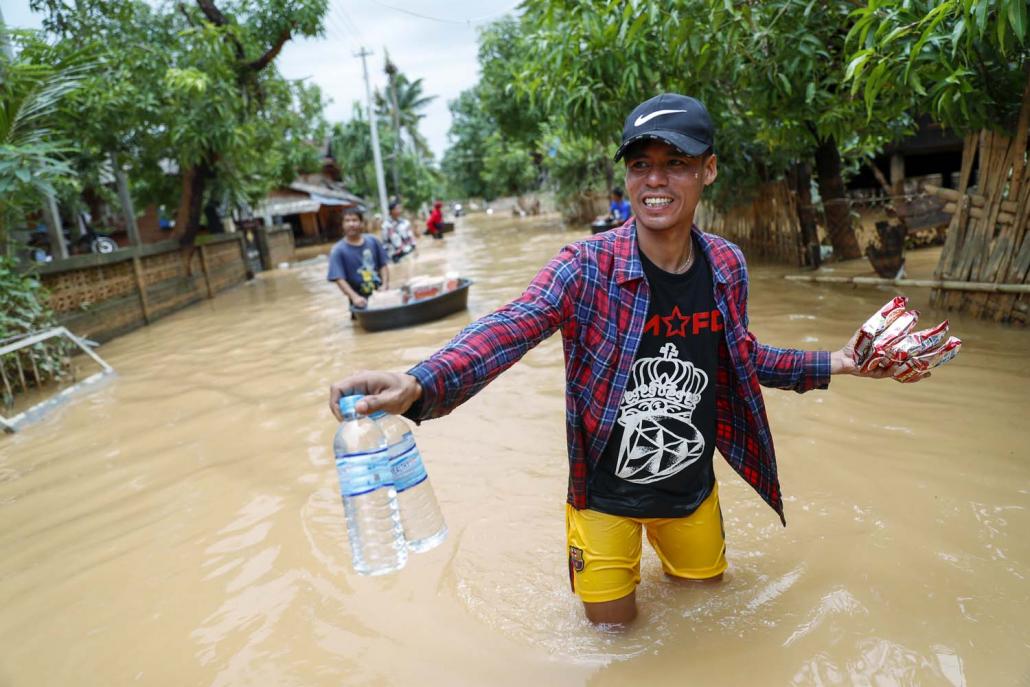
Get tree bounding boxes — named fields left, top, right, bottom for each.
left=31, top=0, right=330, bottom=253
left=331, top=102, right=440, bottom=212
left=846, top=0, right=1028, bottom=316
left=377, top=70, right=435, bottom=160
left=0, top=33, right=82, bottom=249
left=440, top=88, right=495, bottom=199
left=846, top=0, right=1027, bottom=132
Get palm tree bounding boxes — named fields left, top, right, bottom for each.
left=0, top=46, right=82, bottom=250
left=376, top=64, right=436, bottom=161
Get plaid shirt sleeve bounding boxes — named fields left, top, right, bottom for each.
left=406, top=246, right=581, bottom=420
left=737, top=258, right=830, bottom=393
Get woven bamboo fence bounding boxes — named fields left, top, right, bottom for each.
left=926, top=74, right=1030, bottom=325
left=696, top=180, right=804, bottom=265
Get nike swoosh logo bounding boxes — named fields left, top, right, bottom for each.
left=634, top=109, right=689, bottom=127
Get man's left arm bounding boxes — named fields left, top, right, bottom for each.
left=374, top=237, right=390, bottom=289
left=735, top=265, right=921, bottom=392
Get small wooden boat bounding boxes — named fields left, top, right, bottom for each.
left=354, top=278, right=472, bottom=332
left=591, top=218, right=619, bottom=234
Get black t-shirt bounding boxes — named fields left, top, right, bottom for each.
left=588, top=235, right=721, bottom=518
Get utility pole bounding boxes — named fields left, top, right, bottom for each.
left=355, top=47, right=390, bottom=224
left=1, top=6, right=69, bottom=259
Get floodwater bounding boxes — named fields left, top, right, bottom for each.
left=2, top=214, right=1028, bottom=686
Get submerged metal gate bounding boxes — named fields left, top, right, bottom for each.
left=0, top=327, right=114, bottom=432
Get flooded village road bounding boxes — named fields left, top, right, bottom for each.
left=1, top=213, right=1028, bottom=686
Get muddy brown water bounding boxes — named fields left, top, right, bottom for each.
left=2, top=214, right=1028, bottom=686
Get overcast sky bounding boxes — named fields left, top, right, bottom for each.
left=1, top=0, right=519, bottom=160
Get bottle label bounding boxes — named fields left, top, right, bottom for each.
left=336, top=448, right=393, bottom=497
left=391, top=443, right=428, bottom=492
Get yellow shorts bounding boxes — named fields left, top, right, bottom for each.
left=565, top=483, right=727, bottom=603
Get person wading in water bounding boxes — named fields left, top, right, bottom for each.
left=328, top=94, right=928, bottom=626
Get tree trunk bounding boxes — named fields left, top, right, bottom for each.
left=790, top=161, right=820, bottom=268
left=174, top=160, right=213, bottom=275
left=204, top=200, right=224, bottom=234
left=814, top=136, right=862, bottom=260
left=175, top=161, right=212, bottom=248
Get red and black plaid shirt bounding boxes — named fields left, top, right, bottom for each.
left=407, top=223, right=830, bottom=524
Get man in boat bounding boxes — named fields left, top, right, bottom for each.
left=327, top=208, right=389, bottom=310
left=382, top=201, right=417, bottom=263
left=328, top=94, right=927, bottom=626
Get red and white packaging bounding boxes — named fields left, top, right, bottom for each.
left=860, top=309, right=919, bottom=372
left=887, top=320, right=949, bottom=363
left=893, top=337, right=962, bottom=382
left=854, top=296, right=908, bottom=364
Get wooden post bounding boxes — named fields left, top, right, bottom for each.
left=41, top=195, right=68, bottom=260
left=198, top=243, right=214, bottom=299
left=115, top=163, right=142, bottom=247
left=131, top=254, right=151, bottom=323
left=889, top=154, right=905, bottom=196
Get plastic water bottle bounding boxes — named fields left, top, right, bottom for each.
left=372, top=411, right=448, bottom=553
left=334, top=395, right=407, bottom=575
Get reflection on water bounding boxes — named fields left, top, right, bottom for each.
left=1, top=214, right=1028, bottom=686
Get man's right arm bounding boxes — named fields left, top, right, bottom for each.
left=328, top=246, right=581, bottom=421
left=334, top=279, right=366, bottom=308
left=406, top=246, right=581, bottom=421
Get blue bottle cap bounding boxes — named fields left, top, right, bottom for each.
left=370, top=410, right=387, bottom=419
left=338, top=394, right=364, bottom=415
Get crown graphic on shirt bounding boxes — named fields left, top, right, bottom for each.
left=622, top=343, right=708, bottom=417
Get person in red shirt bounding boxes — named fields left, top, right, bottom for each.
left=426, top=201, right=445, bottom=240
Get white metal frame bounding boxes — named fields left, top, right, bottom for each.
left=0, top=327, right=114, bottom=432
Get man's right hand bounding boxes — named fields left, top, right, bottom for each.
left=329, top=371, right=423, bottom=421
left=350, top=295, right=368, bottom=309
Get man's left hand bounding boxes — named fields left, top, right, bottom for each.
left=831, top=327, right=930, bottom=383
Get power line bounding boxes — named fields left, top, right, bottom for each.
left=363, top=0, right=519, bottom=26
left=334, top=2, right=366, bottom=40
left=326, top=7, right=360, bottom=43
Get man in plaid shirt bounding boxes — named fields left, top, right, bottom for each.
left=330, top=94, right=926, bottom=626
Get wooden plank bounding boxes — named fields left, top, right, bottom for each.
left=131, top=255, right=151, bottom=324
left=936, top=133, right=978, bottom=281
left=198, top=244, right=214, bottom=299
left=784, top=274, right=1030, bottom=293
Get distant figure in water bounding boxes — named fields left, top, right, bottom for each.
left=426, top=201, right=445, bottom=240
left=329, top=93, right=929, bottom=627
left=608, top=187, right=632, bottom=223
left=327, top=208, right=389, bottom=310
left=594, top=187, right=632, bottom=228
left=381, top=201, right=417, bottom=263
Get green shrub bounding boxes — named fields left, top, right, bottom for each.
left=0, top=257, right=68, bottom=408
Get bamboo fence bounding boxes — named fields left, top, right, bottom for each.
left=696, top=180, right=804, bottom=265
left=927, top=73, right=1030, bottom=325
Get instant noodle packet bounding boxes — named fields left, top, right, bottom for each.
left=892, top=337, right=962, bottom=382
left=854, top=296, right=908, bottom=364
left=887, top=320, right=950, bottom=363
left=860, top=309, right=920, bottom=372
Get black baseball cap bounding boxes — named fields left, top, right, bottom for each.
left=614, top=93, right=714, bottom=161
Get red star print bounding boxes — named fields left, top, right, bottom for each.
left=661, top=306, right=690, bottom=336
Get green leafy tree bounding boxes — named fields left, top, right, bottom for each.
left=0, top=37, right=82, bottom=248
left=846, top=0, right=1028, bottom=132
left=377, top=70, right=436, bottom=159
left=440, top=87, right=494, bottom=199
left=31, top=0, right=330, bottom=250
left=331, top=102, right=440, bottom=213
